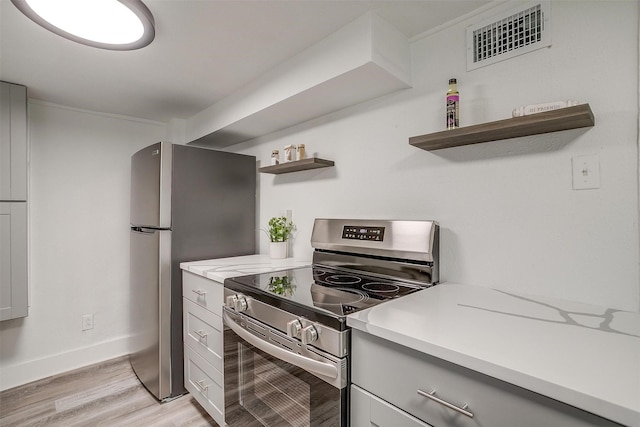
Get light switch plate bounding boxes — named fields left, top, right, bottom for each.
left=572, top=155, right=600, bottom=190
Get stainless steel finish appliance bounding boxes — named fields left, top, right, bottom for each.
left=130, top=141, right=256, bottom=401
left=223, top=219, right=439, bottom=426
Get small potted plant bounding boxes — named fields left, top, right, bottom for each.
left=266, top=216, right=295, bottom=259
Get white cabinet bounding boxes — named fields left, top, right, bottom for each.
left=351, top=329, right=623, bottom=427
left=0, top=202, right=28, bottom=320
left=1, top=81, right=27, bottom=201
left=182, top=271, right=225, bottom=426
left=0, top=81, right=28, bottom=322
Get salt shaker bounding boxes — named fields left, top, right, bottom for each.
left=271, top=150, right=280, bottom=165
left=296, top=144, right=306, bottom=161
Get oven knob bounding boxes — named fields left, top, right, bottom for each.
left=301, top=325, right=318, bottom=345
left=225, top=295, right=238, bottom=308
left=287, top=319, right=302, bottom=338
left=234, top=296, right=248, bottom=313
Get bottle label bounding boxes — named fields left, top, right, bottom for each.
left=446, top=95, right=459, bottom=129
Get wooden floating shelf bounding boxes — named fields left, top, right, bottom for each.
left=259, top=157, right=335, bottom=174
left=409, top=104, right=594, bottom=151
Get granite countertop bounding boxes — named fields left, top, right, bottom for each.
left=347, top=283, right=640, bottom=427
left=180, top=254, right=311, bottom=283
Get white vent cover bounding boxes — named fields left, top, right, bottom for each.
left=467, top=1, right=551, bottom=71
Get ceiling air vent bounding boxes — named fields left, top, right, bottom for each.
left=467, top=1, right=551, bottom=71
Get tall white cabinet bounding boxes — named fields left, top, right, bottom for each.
left=0, top=81, right=28, bottom=321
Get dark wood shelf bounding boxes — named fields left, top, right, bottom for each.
left=409, top=104, right=594, bottom=151
left=259, top=157, right=335, bottom=174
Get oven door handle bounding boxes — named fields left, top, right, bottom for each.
left=223, top=310, right=338, bottom=380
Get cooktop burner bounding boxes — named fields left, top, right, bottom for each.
left=311, top=267, right=419, bottom=301
left=224, top=266, right=424, bottom=323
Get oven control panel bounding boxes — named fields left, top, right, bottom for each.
left=342, top=226, right=385, bottom=241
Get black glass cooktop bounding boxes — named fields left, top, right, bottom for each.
left=224, top=266, right=425, bottom=327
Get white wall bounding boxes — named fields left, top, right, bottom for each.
left=0, top=102, right=166, bottom=390
left=234, top=0, right=640, bottom=312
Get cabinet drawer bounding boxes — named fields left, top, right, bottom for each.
left=182, top=271, right=223, bottom=316
left=183, top=297, right=223, bottom=371
left=352, top=330, right=622, bottom=427
left=184, top=345, right=224, bottom=426
left=352, top=384, right=432, bottom=427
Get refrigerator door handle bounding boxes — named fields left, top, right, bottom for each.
left=132, top=227, right=157, bottom=234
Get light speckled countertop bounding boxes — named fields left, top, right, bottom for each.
left=347, top=283, right=640, bottom=427
left=180, top=254, right=311, bottom=283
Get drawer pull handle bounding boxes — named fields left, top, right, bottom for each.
left=195, top=380, right=208, bottom=392
left=417, top=389, right=474, bottom=419
left=194, top=329, right=208, bottom=339
left=192, top=289, right=207, bottom=296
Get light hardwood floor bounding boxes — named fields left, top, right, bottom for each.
left=0, top=356, right=218, bottom=427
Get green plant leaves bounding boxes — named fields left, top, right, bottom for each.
left=267, top=216, right=295, bottom=242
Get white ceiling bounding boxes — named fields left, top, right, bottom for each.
left=0, top=0, right=490, bottom=123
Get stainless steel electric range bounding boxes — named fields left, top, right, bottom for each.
left=223, top=219, right=439, bottom=427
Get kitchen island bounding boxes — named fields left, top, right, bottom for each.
left=348, top=283, right=640, bottom=427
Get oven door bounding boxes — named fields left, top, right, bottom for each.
left=223, top=307, right=348, bottom=426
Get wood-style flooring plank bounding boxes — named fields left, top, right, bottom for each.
left=0, top=355, right=218, bottom=427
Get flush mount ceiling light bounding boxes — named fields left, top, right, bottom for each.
left=11, top=0, right=155, bottom=50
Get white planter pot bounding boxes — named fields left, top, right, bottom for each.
left=269, top=241, right=287, bottom=259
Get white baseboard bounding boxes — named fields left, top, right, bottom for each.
left=0, top=335, right=130, bottom=392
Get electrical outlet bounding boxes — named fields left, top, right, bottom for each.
left=82, top=314, right=94, bottom=331
left=572, top=155, right=600, bottom=190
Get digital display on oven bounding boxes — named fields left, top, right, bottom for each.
left=342, top=226, right=385, bottom=241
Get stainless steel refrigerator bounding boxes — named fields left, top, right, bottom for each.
left=129, top=141, right=256, bottom=401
